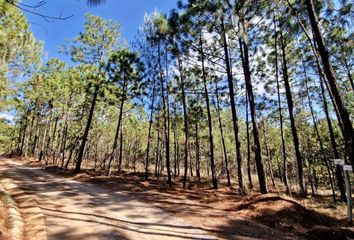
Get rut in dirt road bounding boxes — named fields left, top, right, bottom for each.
left=0, top=158, right=216, bottom=240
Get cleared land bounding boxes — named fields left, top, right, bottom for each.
left=1, top=157, right=354, bottom=240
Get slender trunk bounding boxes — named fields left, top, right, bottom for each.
left=158, top=137, right=164, bottom=178
left=200, top=33, right=217, bottom=189
left=17, top=122, right=24, bottom=154
left=319, top=75, right=346, bottom=201
left=277, top=162, right=283, bottom=183
left=74, top=84, right=100, bottom=173
left=173, top=102, right=178, bottom=179
left=246, top=87, right=253, bottom=189
left=20, top=123, right=27, bottom=156
left=93, top=138, right=99, bottom=171
left=293, top=13, right=346, bottom=200
left=65, top=147, right=74, bottom=171
left=177, top=145, right=181, bottom=176
left=32, top=133, right=38, bottom=156
left=175, top=57, right=190, bottom=189
left=261, top=120, right=276, bottom=189
left=44, top=105, right=54, bottom=163
left=118, top=124, right=124, bottom=172
left=239, top=20, right=267, bottom=194
left=221, top=18, right=244, bottom=193
left=157, top=40, right=172, bottom=186
left=293, top=8, right=345, bottom=136
left=279, top=27, right=306, bottom=196
left=303, top=61, right=336, bottom=202
left=51, top=116, right=59, bottom=164
left=176, top=136, right=180, bottom=177
left=308, top=165, right=315, bottom=196
left=60, top=124, right=68, bottom=168
left=59, top=91, right=72, bottom=167
left=306, top=0, right=354, bottom=168
left=274, top=18, right=290, bottom=194
left=155, top=125, right=160, bottom=177
left=195, top=122, right=201, bottom=182
left=145, top=80, right=157, bottom=180
left=166, top=65, right=172, bottom=181
left=40, top=107, right=52, bottom=162
left=19, top=114, right=29, bottom=156
left=65, top=136, right=80, bottom=171
left=207, top=158, right=210, bottom=177
left=26, top=109, right=36, bottom=157
left=215, top=82, right=231, bottom=186
left=107, top=77, right=127, bottom=175
left=31, top=112, right=40, bottom=156
left=189, top=142, right=193, bottom=177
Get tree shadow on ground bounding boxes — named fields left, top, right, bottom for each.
left=3, top=158, right=354, bottom=240
left=0, top=160, right=217, bottom=239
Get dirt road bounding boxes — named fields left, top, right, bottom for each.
left=0, top=158, right=216, bottom=240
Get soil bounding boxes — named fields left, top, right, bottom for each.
left=0, top=189, right=10, bottom=240
left=3, top=156, right=354, bottom=239
left=75, top=175, right=354, bottom=239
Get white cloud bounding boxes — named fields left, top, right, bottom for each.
left=0, top=113, right=14, bottom=123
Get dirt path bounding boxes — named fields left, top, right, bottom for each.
left=0, top=157, right=216, bottom=240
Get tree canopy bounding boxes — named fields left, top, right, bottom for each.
left=0, top=0, right=353, bottom=202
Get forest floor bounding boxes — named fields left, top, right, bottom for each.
left=1, top=156, right=354, bottom=240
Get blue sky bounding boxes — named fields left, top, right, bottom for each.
left=23, top=0, right=177, bottom=64
left=0, top=1, right=177, bottom=122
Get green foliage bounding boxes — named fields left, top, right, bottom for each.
left=0, top=0, right=42, bottom=111
left=2, top=0, right=353, bottom=196
left=0, top=118, right=14, bottom=152
left=62, top=14, right=120, bottom=65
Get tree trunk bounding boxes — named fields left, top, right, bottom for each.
left=306, top=0, right=354, bottom=168
left=200, top=32, right=217, bottom=189
left=239, top=19, right=268, bottom=194
left=215, top=81, right=231, bottom=186
left=279, top=27, right=306, bottom=196
left=173, top=102, right=178, bottom=179
left=145, top=79, right=157, bottom=180
left=118, top=124, right=124, bottom=172
left=65, top=136, right=80, bottom=171
left=176, top=56, right=190, bottom=189
left=302, top=59, right=336, bottom=202
left=157, top=40, right=172, bottom=186
left=26, top=108, right=36, bottom=157
left=74, top=83, right=100, bottom=173
left=319, top=74, right=346, bottom=201
left=291, top=11, right=345, bottom=200
left=221, top=17, right=245, bottom=193
left=262, top=119, right=276, bottom=189
left=40, top=106, right=52, bottom=163
left=107, top=76, right=127, bottom=175
left=19, top=113, right=29, bottom=156
left=60, top=124, right=68, bottom=168
left=44, top=105, right=54, bottom=164
left=189, top=142, right=193, bottom=177
left=155, top=125, right=160, bottom=177
left=51, top=116, right=59, bottom=164
left=246, top=87, right=253, bottom=190
left=16, top=121, right=24, bottom=154
left=31, top=111, right=40, bottom=157
left=195, top=122, right=201, bottom=182
left=273, top=18, right=290, bottom=194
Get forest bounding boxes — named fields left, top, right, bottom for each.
left=0, top=0, right=353, bottom=239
